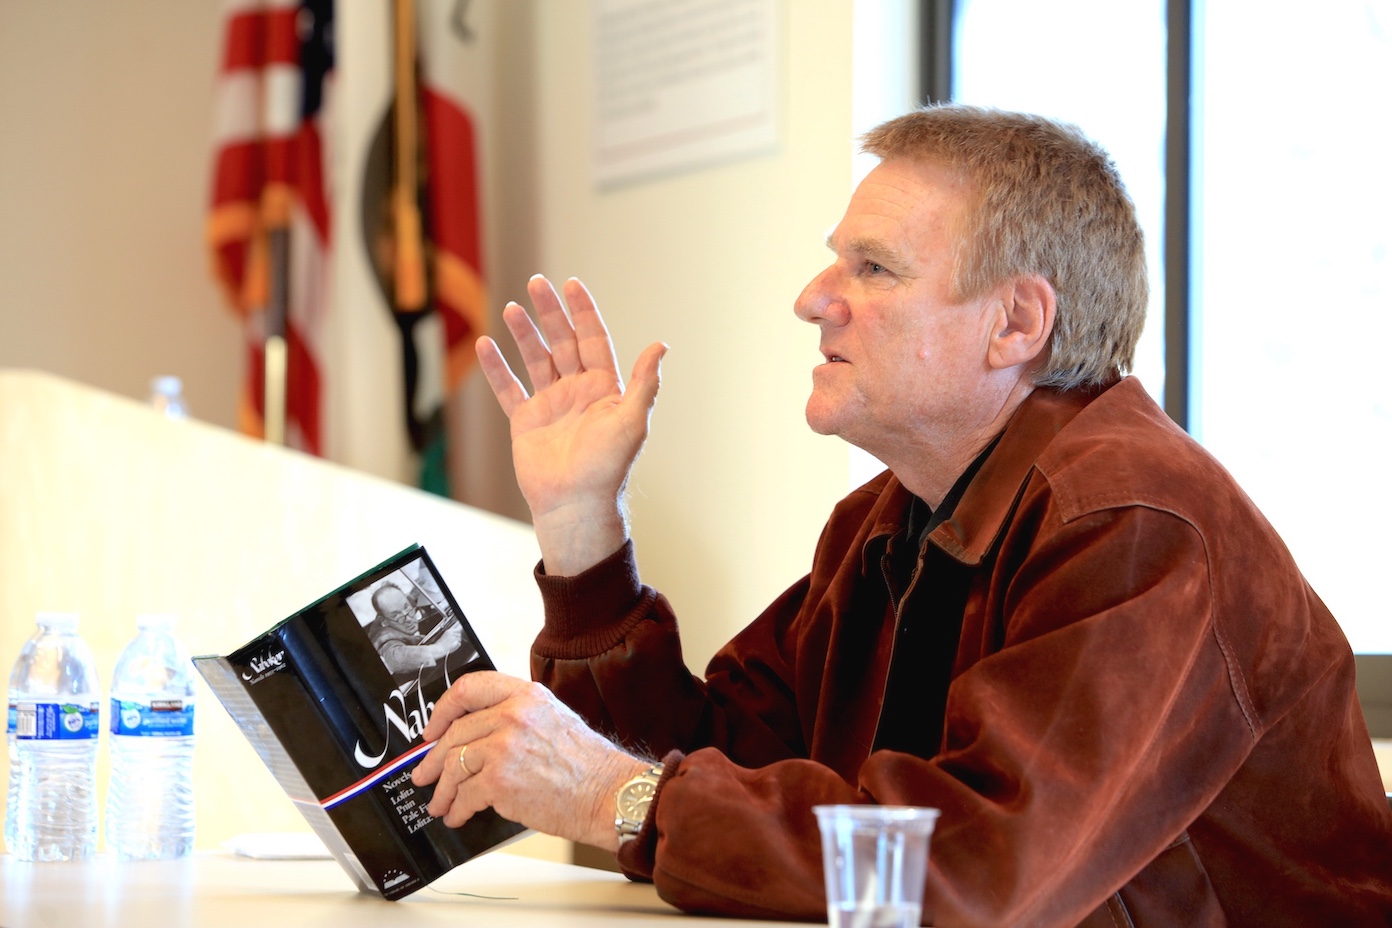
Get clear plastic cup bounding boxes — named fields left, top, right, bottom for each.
left=813, top=805, right=940, bottom=928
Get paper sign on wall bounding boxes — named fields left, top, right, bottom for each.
left=592, top=0, right=779, bottom=187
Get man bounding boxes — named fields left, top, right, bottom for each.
left=365, top=583, right=463, bottom=678
left=412, top=106, right=1392, bottom=926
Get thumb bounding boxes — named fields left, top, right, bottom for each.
left=624, top=341, right=668, bottom=415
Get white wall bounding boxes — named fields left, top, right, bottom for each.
left=0, top=2, right=241, bottom=432
left=0, top=0, right=860, bottom=679
left=524, top=1, right=856, bottom=669
left=0, top=369, right=578, bottom=859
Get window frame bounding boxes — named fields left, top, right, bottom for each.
left=918, top=0, right=1193, bottom=429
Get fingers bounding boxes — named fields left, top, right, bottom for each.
left=408, top=673, right=531, bottom=826
left=486, top=276, right=620, bottom=391
left=411, top=671, right=523, bottom=784
left=530, top=276, right=625, bottom=383
left=563, top=278, right=623, bottom=385
left=528, top=275, right=584, bottom=378
left=407, top=673, right=642, bottom=843
left=475, top=336, right=530, bottom=418
left=423, top=736, right=496, bottom=827
left=504, top=300, right=562, bottom=394
left=482, top=275, right=660, bottom=425
left=427, top=671, right=529, bottom=737
left=410, top=704, right=492, bottom=792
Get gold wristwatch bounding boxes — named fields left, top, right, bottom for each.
left=614, top=763, right=664, bottom=845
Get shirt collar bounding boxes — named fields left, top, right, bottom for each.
left=862, top=382, right=1110, bottom=568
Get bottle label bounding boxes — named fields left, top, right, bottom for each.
left=109, top=698, right=195, bottom=737
left=6, top=701, right=100, bottom=740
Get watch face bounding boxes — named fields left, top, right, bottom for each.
left=617, top=778, right=657, bottom=820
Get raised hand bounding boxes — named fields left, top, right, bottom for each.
left=476, top=276, right=666, bottom=575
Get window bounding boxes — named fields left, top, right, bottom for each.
left=926, top=0, right=1390, bottom=652
left=953, top=0, right=1168, bottom=399
left=1192, top=1, right=1392, bottom=653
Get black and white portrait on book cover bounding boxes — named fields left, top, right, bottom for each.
left=346, top=554, right=480, bottom=691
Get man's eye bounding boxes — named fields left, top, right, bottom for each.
left=866, top=262, right=886, bottom=274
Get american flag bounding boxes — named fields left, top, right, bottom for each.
left=207, top=0, right=332, bottom=455
left=207, top=0, right=487, bottom=495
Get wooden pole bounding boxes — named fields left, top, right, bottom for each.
left=393, top=0, right=427, bottom=312
left=263, top=226, right=289, bottom=446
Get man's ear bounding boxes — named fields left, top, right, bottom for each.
left=986, top=275, right=1056, bottom=371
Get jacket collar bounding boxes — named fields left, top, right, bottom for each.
left=861, top=381, right=1111, bottom=569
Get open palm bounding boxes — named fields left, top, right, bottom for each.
left=476, top=276, right=665, bottom=574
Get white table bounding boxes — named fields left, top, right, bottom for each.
left=0, top=849, right=789, bottom=927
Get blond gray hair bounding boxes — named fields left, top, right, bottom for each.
left=861, top=105, right=1147, bottom=389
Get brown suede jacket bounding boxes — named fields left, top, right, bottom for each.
left=531, top=377, right=1392, bottom=927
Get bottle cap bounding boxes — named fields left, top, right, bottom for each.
left=150, top=375, right=183, bottom=397
left=36, top=611, right=80, bottom=630
left=136, top=613, right=178, bottom=632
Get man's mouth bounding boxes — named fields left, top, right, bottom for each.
left=822, top=351, right=848, bottom=363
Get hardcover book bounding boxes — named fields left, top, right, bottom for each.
left=194, top=544, right=527, bottom=900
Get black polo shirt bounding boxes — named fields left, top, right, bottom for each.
left=872, top=436, right=1000, bottom=759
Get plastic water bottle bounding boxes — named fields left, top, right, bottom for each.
left=105, top=614, right=197, bottom=860
left=149, top=375, right=189, bottom=419
left=5, top=612, right=101, bottom=861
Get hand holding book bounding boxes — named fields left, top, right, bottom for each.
left=411, top=670, right=652, bottom=853
left=196, top=546, right=528, bottom=900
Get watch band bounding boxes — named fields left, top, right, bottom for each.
left=614, top=762, right=664, bottom=845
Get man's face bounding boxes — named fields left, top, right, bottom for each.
left=794, top=158, right=1002, bottom=459
left=377, top=588, right=420, bottom=635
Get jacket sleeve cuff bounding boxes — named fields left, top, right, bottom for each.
left=615, top=749, right=684, bottom=882
left=532, top=539, right=658, bottom=660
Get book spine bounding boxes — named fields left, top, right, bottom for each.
left=234, top=620, right=459, bottom=898
left=195, top=655, right=377, bottom=895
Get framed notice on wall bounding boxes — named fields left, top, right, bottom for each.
left=592, top=0, right=780, bottom=187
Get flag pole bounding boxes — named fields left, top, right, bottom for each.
left=264, top=225, right=289, bottom=446
left=393, top=0, right=427, bottom=312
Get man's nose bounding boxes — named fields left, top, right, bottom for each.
left=794, top=266, right=849, bottom=326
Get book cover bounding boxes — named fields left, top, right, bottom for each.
left=194, top=544, right=528, bottom=900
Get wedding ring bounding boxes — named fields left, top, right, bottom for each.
left=457, top=743, right=474, bottom=777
